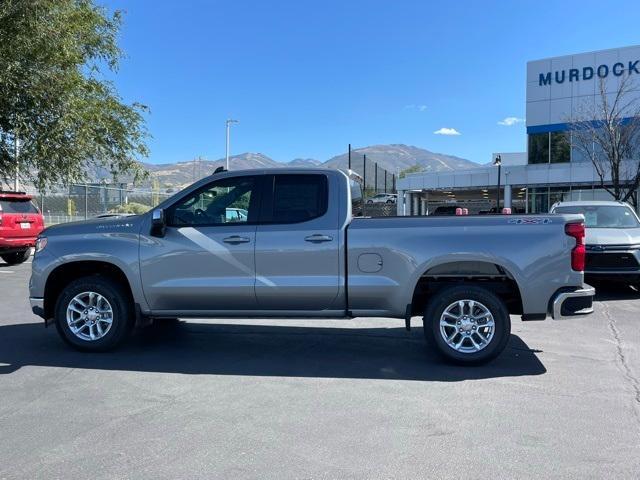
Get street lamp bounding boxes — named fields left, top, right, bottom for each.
left=225, top=119, right=239, bottom=170
left=494, top=154, right=502, bottom=213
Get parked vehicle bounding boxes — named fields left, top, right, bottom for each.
left=430, top=205, right=461, bottom=216
left=366, top=193, right=397, bottom=204
left=225, top=207, right=248, bottom=222
left=0, top=191, right=44, bottom=265
left=551, top=201, right=640, bottom=290
left=29, top=168, right=594, bottom=364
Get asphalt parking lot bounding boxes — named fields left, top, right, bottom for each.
left=0, top=260, right=639, bottom=479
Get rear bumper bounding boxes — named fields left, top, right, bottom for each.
left=0, top=236, right=37, bottom=252
left=551, top=284, right=595, bottom=320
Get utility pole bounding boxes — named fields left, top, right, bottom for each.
left=225, top=119, right=239, bottom=170
left=14, top=135, right=20, bottom=191
left=374, top=163, right=378, bottom=194
left=363, top=154, right=367, bottom=196
left=348, top=144, right=351, bottom=170
left=384, top=170, right=387, bottom=193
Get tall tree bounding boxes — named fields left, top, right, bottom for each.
left=569, top=74, right=640, bottom=206
left=0, top=0, right=148, bottom=190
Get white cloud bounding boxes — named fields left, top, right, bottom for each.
left=433, top=127, right=461, bottom=136
left=497, top=116, right=524, bottom=126
left=404, top=104, right=428, bottom=112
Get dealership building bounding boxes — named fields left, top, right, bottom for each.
left=397, top=45, right=640, bottom=215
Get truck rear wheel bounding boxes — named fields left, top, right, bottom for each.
left=1, top=249, right=30, bottom=265
left=54, top=275, right=134, bottom=351
left=423, top=285, right=511, bottom=365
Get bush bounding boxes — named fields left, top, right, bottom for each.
left=110, top=202, right=151, bottom=215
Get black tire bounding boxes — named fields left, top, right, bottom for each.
left=1, top=249, right=30, bottom=265
left=423, top=285, right=511, bottom=365
left=367, top=200, right=373, bottom=204
left=54, top=275, right=134, bottom=352
left=386, top=199, right=394, bottom=204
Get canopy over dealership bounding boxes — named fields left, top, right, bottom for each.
left=397, top=45, right=640, bottom=215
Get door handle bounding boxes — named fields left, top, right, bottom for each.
left=304, top=234, right=333, bottom=243
left=223, top=235, right=251, bottom=244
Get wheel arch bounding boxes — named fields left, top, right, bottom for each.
left=409, top=260, right=524, bottom=317
left=44, top=260, right=135, bottom=319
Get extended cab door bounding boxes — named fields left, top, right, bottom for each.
left=139, top=174, right=262, bottom=312
left=254, top=173, right=342, bottom=311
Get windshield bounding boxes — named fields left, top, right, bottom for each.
left=553, top=205, right=640, bottom=228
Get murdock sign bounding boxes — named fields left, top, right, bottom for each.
left=539, top=60, right=640, bottom=86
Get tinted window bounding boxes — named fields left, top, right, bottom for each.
left=550, top=131, right=570, bottom=163
left=0, top=199, right=38, bottom=214
left=271, top=174, right=328, bottom=223
left=168, top=176, right=256, bottom=226
left=528, top=133, right=549, bottom=164
left=553, top=205, right=640, bottom=228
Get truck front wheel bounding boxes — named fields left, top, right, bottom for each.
left=54, top=275, right=134, bottom=351
left=423, top=285, right=511, bottom=365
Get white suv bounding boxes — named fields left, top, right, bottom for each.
left=366, top=193, right=397, bottom=204
left=550, top=200, right=640, bottom=290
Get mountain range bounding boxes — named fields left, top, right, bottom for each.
left=96, top=144, right=479, bottom=189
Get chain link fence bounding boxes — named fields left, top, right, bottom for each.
left=346, top=147, right=398, bottom=217
left=22, top=184, right=172, bottom=226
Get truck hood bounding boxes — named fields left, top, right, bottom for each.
left=585, top=227, right=640, bottom=246
left=43, top=215, right=145, bottom=237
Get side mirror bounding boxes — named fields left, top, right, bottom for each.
left=150, top=208, right=166, bottom=237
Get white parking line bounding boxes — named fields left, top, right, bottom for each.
left=0, top=270, right=15, bottom=274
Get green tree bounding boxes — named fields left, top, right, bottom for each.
left=0, top=0, right=149, bottom=190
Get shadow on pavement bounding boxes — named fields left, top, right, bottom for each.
left=0, top=320, right=546, bottom=381
left=591, top=281, right=640, bottom=302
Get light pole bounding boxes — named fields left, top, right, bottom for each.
left=14, top=135, right=20, bottom=191
left=225, top=119, right=239, bottom=170
left=494, top=155, right=502, bottom=212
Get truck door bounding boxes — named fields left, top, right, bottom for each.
left=139, top=174, right=261, bottom=312
left=254, top=173, right=341, bottom=311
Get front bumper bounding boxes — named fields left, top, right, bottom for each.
left=551, top=284, right=595, bottom=320
left=29, top=297, right=45, bottom=319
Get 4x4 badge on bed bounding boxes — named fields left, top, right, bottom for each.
left=507, top=218, right=552, bottom=225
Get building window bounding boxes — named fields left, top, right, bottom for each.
left=528, top=187, right=549, bottom=213
left=549, top=186, right=569, bottom=208
left=550, top=132, right=570, bottom=163
left=528, top=133, right=549, bottom=164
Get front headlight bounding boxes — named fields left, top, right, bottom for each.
left=35, top=236, right=48, bottom=253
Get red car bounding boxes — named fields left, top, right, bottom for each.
left=0, top=191, right=45, bottom=265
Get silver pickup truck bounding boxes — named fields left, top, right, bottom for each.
left=29, top=168, right=594, bottom=364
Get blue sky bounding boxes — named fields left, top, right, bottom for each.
left=102, top=0, right=640, bottom=165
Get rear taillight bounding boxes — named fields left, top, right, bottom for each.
left=565, top=222, right=585, bottom=271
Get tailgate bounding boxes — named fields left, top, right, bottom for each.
left=0, top=198, right=44, bottom=239
left=1, top=213, right=43, bottom=238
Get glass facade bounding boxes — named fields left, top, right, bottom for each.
left=526, top=185, right=617, bottom=213
left=528, top=133, right=549, bottom=164
left=550, top=132, right=570, bottom=163
left=528, top=131, right=571, bottom=164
